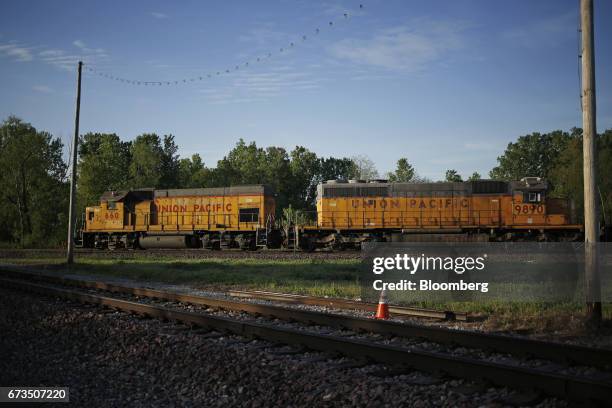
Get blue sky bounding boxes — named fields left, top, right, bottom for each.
left=1, top=0, right=610, bottom=180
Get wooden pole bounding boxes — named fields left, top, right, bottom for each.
left=66, top=61, right=83, bottom=265
left=580, top=0, right=601, bottom=323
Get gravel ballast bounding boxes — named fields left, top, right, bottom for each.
left=0, top=288, right=567, bottom=407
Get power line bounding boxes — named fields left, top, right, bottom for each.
left=83, top=4, right=364, bottom=86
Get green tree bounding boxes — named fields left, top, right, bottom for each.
left=388, top=158, right=416, bottom=182
left=264, top=146, right=292, bottom=209
left=550, top=128, right=612, bottom=224
left=214, top=139, right=266, bottom=186
left=351, top=154, right=379, bottom=180
left=0, top=116, right=67, bottom=246
left=489, top=131, right=570, bottom=181
left=289, top=146, right=320, bottom=210
left=178, top=154, right=211, bottom=188
left=467, top=172, right=482, bottom=181
left=445, top=169, right=463, bottom=182
left=129, top=133, right=164, bottom=188
left=215, top=141, right=359, bottom=211
left=159, top=134, right=180, bottom=188
left=212, top=140, right=294, bottom=214
left=317, top=157, right=358, bottom=182
left=78, top=133, right=131, bottom=206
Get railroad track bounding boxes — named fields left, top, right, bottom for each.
left=0, top=248, right=361, bottom=260
left=1, top=270, right=611, bottom=403
left=226, top=289, right=468, bottom=321
left=0, top=266, right=459, bottom=320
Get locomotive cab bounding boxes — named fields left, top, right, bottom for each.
left=508, top=177, right=548, bottom=226
left=509, top=177, right=576, bottom=228
left=512, top=177, right=546, bottom=204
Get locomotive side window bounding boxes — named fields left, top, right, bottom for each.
left=239, top=208, right=259, bottom=223
left=108, top=202, right=117, bottom=209
left=88, top=211, right=94, bottom=221
left=525, top=192, right=542, bottom=203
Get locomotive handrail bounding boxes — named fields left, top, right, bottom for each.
left=97, top=208, right=542, bottom=231
left=315, top=209, right=536, bottom=229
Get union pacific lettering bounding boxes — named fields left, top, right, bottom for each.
left=156, top=201, right=232, bottom=212
left=349, top=198, right=469, bottom=209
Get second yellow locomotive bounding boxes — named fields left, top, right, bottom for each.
left=297, top=177, right=581, bottom=249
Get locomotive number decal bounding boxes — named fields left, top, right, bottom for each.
left=514, top=204, right=544, bottom=215
left=104, top=212, right=120, bottom=219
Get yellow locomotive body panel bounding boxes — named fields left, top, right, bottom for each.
left=149, top=193, right=272, bottom=232
left=316, top=195, right=572, bottom=229
left=84, top=185, right=275, bottom=234
left=314, top=179, right=579, bottom=233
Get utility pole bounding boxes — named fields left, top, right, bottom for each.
left=580, top=0, right=601, bottom=324
left=66, top=61, right=83, bottom=265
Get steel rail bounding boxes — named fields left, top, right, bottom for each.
left=225, top=289, right=466, bottom=320
left=0, top=248, right=360, bottom=254
left=0, top=266, right=463, bottom=321
left=1, top=277, right=611, bottom=404
left=1, top=267, right=612, bottom=371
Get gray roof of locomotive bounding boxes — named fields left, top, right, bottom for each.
left=317, top=179, right=513, bottom=198
left=100, top=185, right=274, bottom=202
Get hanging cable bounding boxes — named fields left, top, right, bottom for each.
left=83, top=4, right=365, bottom=86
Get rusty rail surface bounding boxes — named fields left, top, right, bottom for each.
left=1, top=276, right=611, bottom=404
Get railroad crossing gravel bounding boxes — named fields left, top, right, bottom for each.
left=0, top=288, right=567, bottom=407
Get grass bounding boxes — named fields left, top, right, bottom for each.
left=5, top=257, right=363, bottom=299
left=3, top=255, right=611, bottom=334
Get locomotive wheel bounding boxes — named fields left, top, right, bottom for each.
left=301, top=237, right=316, bottom=253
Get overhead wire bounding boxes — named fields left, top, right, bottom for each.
left=83, top=4, right=365, bottom=87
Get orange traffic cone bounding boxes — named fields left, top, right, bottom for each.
left=375, top=289, right=389, bottom=319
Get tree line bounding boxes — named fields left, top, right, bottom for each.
left=1, top=115, right=610, bottom=247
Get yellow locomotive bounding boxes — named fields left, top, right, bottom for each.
left=80, top=178, right=582, bottom=250
left=81, top=185, right=278, bottom=249
left=297, top=177, right=582, bottom=249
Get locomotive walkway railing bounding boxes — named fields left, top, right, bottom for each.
left=94, top=208, right=566, bottom=232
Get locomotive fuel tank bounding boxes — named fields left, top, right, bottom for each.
left=138, top=235, right=195, bottom=249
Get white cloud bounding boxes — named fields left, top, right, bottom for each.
left=150, top=12, right=168, bottom=19
left=39, top=49, right=64, bottom=58
left=328, top=19, right=468, bottom=71
left=0, top=38, right=110, bottom=70
left=72, top=39, right=106, bottom=54
left=0, top=42, right=34, bottom=61
left=197, top=65, right=325, bottom=104
left=32, top=85, right=53, bottom=93
left=34, top=40, right=109, bottom=71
